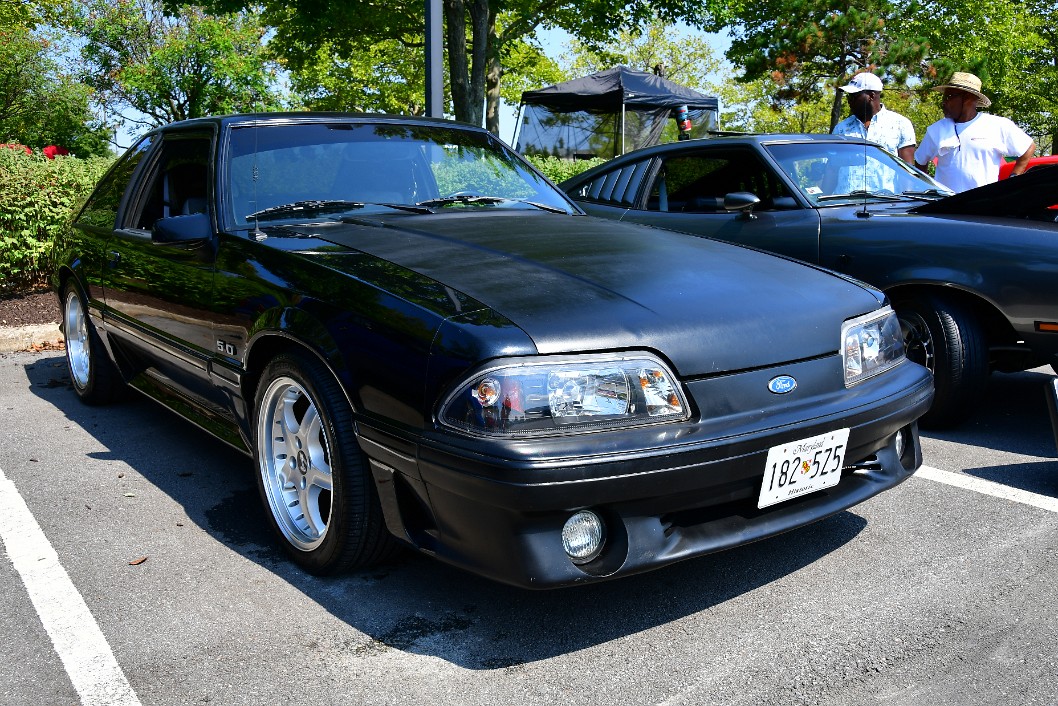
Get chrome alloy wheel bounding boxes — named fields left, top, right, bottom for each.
left=257, top=376, right=334, bottom=551
left=64, top=289, right=91, bottom=390
left=899, top=310, right=936, bottom=374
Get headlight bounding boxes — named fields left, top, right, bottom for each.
left=440, top=353, right=689, bottom=437
left=842, top=306, right=905, bottom=387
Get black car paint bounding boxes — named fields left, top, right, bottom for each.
left=562, top=135, right=1058, bottom=428
left=53, top=115, right=932, bottom=588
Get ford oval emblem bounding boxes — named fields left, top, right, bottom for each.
left=768, top=375, right=798, bottom=394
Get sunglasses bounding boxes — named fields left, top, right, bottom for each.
left=942, top=92, right=968, bottom=102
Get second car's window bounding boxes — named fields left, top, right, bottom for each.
left=645, top=150, right=793, bottom=213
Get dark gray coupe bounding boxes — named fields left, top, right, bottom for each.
left=562, top=135, right=1058, bottom=428
left=53, top=116, right=932, bottom=588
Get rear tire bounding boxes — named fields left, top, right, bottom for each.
left=62, top=283, right=124, bottom=405
left=895, top=294, right=988, bottom=428
left=253, top=353, right=399, bottom=574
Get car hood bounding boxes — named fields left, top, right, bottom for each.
left=294, top=212, right=884, bottom=376
left=911, top=163, right=1058, bottom=218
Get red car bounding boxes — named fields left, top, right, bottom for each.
left=999, top=154, right=1058, bottom=179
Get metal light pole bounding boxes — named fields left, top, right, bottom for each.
left=425, top=0, right=443, bottom=118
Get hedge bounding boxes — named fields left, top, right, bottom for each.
left=0, top=149, right=115, bottom=294
left=524, top=155, right=607, bottom=185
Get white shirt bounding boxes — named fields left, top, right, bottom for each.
left=832, top=105, right=917, bottom=156
left=914, top=113, right=1034, bottom=193
left=832, top=106, right=917, bottom=193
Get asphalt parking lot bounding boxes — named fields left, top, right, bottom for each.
left=2, top=350, right=1057, bottom=705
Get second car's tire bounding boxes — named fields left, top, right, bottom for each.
left=62, top=283, right=124, bottom=405
left=895, top=294, right=988, bottom=428
left=253, top=352, right=399, bottom=574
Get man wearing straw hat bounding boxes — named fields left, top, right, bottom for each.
left=914, top=72, right=1035, bottom=192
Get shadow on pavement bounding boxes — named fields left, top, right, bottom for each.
left=919, top=367, right=1058, bottom=497
left=23, top=353, right=867, bottom=670
left=921, top=368, right=1057, bottom=457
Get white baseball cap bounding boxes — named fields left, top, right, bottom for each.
left=840, top=73, right=884, bottom=93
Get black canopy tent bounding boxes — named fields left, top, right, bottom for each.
left=514, top=66, right=719, bottom=159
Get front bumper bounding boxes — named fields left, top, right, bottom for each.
left=360, top=359, right=934, bottom=588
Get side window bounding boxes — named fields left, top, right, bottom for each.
left=647, top=151, right=793, bottom=212
left=127, top=135, right=211, bottom=230
left=76, top=135, right=154, bottom=230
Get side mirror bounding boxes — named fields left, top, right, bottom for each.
left=723, top=191, right=761, bottom=219
left=153, top=213, right=212, bottom=244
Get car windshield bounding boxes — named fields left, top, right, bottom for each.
left=226, top=122, right=574, bottom=226
left=765, top=142, right=953, bottom=206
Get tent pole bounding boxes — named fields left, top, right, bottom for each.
left=512, top=103, right=526, bottom=149
left=617, top=103, right=626, bottom=155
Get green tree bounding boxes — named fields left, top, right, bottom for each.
left=0, top=26, right=111, bottom=155
left=904, top=0, right=1053, bottom=151
left=180, top=0, right=722, bottom=134
left=63, top=0, right=285, bottom=129
left=562, top=20, right=725, bottom=91
left=721, top=0, right=928, bottom=130
left=286, top=38, right=429, bottom=115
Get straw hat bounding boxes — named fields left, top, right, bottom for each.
left=932, top=72, right=992, bottom=108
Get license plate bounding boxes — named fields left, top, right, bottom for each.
left=757, top=428, right=851, bottom=509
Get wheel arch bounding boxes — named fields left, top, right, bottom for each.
left=242, top=329, right=358, bottom=422
left=884, top=282, right=1017, bottom=352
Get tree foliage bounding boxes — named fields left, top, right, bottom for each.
left=0, top=26, right=111, bottom=155
left=178, top=0, right=724, bottom=134
left=902, top=0, right=1054, bottom=148
left=285, top=38, right=430, bottom=115
left=63, top=0, right=285, bottom=129
left=722, top=0, right=928, bottom=130
left=562, top=20, right=726, bottom=91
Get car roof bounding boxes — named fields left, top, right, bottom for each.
left=145, top=112, right=484, bottom=135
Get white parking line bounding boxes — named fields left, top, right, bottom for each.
left=917, top=465, right=1058, bottom=514
left=0, top=466, right=141, bottom=706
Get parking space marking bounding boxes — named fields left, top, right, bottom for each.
left=0, top=466, right=141, bottom=706
left=917, top=465, right=1058, bottom=514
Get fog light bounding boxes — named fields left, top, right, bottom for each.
left=562, top=510, right=605, bottom=564
left=894, top=428, right=906, bottom=459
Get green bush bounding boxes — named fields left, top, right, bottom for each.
left=0, top=149, right=114, bottom=294
left=524, top=155, right=608, bottom=185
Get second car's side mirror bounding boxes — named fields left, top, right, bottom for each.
left=723, top=192, right=761, bottom=220
left=153, top=213, right=212, bottom=245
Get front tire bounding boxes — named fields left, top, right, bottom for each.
left=253, top=353, right=397, bottom=574
left=62, top=283, right=123, bottom=405
left=895, top=294, right=988, bottom=428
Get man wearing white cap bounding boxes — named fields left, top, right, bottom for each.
left=832, top=72, right=917, bottom=164
left=914, top=72, right=1035, bottom=192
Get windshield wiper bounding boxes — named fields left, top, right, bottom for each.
left=519, top=199, right=570, bottom=214
left=901, top=188, right=951, bottom=200
left=250, top=200, right=435, bottom=220
left=816, top=190, right=907, bottom=202
left=248, top=200, right=366, bottom=220
left=416, top=195, right=507, bottom=208
left=415, top=195, right=570, bottom=213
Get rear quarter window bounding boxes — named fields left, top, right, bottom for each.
left=570, top=161, right=650, bottom=207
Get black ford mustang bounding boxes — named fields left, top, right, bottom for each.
left=53, top=114, right=932, bottom=588
left=561, top=135, right=1058, bottom=429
